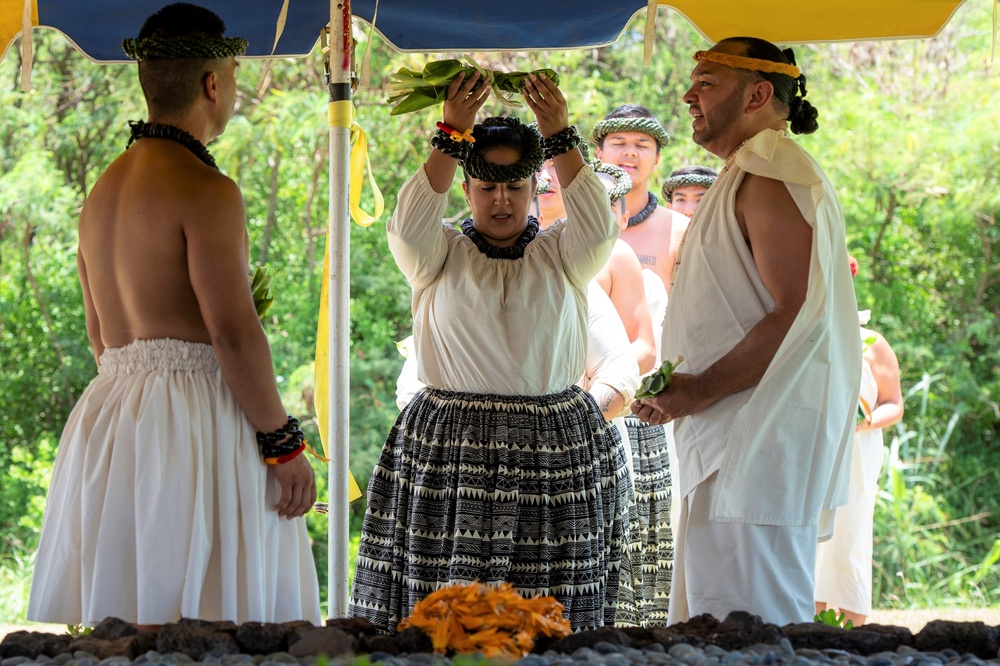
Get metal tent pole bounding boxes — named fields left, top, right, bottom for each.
left=326, top=0, right=353, bottom=620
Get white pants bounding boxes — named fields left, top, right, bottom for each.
left=668, top=471, right=818, bottom=627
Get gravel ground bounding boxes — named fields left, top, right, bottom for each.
left=3, top=609, right=1000, bottom=642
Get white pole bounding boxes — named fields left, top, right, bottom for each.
left=326, top=0, right=352, bottom=620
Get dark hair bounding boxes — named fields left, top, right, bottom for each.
left=137, top=3, right=229, bottom=115
left=718, top=37, right=819, bottom=135
left=669, top=165, right=717, bottom=179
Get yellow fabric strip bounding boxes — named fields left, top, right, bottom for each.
left=643, top=0, right=656, bottom=67
left=693, top=50, right=800, bottom=78
left=19, top=0, right=33, bottom=91
left=255, top=0, right=289, bottom=90
left=330, top=101, right=385, bottom=227
left=314, top=243, right=363, bottom=503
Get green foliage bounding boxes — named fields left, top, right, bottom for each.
left=814, top=608, right=855, bottom=629
left=0, top=1, right=998, bottom=623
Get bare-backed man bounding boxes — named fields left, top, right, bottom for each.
left=594, top=105, right=690, bottom=294
left=29, top=2, right=321, bottom=627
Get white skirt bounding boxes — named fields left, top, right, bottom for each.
left=28, top=338, right=321, bottom=626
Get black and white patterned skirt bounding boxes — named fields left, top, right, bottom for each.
left=623, top=416, right=674, bottom=626
left=349, top=385, right=634, bottom=633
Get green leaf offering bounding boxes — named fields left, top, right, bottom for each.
left=635, top=355, right=684, bottom=399
left=250, top=264, right=274, bottom=321
left=387, top=58, right=560, bottom=116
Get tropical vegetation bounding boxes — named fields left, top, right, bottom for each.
left=1, top=1, right=997, bottom=622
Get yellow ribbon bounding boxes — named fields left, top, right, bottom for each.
left=314, top=242, right=362, bottom=502
left=329, top=100, right=385, bottom=227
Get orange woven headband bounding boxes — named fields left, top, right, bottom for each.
left=693, top=50, right=801, bottom=79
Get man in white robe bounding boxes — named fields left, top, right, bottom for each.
left=632, top=37, right=860, bottom=626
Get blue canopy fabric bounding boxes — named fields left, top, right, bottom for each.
left=2, top=0, right=969, bottom=64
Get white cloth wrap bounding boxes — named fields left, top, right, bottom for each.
left=663, top=128, right=860, bottom=533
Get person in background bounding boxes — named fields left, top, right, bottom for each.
left=815, top=255, right=904, bottom=627
left=661, top=165, right=718, bottom=218
left=593, top=104, right=690, bottom=295
left=28, top=2, right=320, bottom=627
left=633, top=37, right=860, bottom=625
left=537, top=157, right=657, bottom=375
left=350, top=71, right=634, bottom=632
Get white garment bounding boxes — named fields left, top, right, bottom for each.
left=28, top=339, right=321, bottom=626
left=395, top=283, right=641, bottom=481
left=642, top=269, right=668, bottom=365
left=814, top=353, right=884, bottom=615
left=579, top=282, right=641, bottom=483
left=669, top=472, right=818, bottom=626
left=663, top=128, right=860, bottom=530
left=388, top=166, right=617, bottom=396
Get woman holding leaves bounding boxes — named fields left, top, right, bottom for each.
left=348, top=71, right=634, bottom=633
left=815, top=257, right=904, bottom=627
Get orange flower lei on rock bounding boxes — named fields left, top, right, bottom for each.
left=693, top=50, right=801, bottom=79
left=397, top=581, right=572, bottom=659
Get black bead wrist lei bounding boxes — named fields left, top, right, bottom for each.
left=431, top=129, right=472, bottom=162
left=541, top=126, right=582, bottom=160
left=256, top=415, right=305, bottom=458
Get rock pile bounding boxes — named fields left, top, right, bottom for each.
left=2, top=612, right=999, bottom=664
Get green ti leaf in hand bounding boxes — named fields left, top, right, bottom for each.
left=386, top=58, right=560, bottom=116
left=635, top=355, right=684, bottom=399
left=250, top=264, right=274, bottom=321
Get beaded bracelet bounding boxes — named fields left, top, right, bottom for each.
left=431, top=129, right=472, bottom=161
left=541, top=125, right=582, bottom=160
left=256, top=415, right=306, bottom=463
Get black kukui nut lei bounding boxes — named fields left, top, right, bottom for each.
left=627, top=192, right=658, bottom=228
left=256, top=415, right=306, bottom=459
left=431, top=129, right=473, bottom=161
left=541, top=125, right=582, bottom=160
left=127, top=120, right=218, bottom=170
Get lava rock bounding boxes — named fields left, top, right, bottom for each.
left=155, top=623, right=239, bottom=660
left=286, top=626, right=356, bottom=658
left=914, top=620, right=999, bottom=659
left=88, top=618, right=138, bottom=642
left=234, top=623, right=289, bottom=655
left=710, top=611, right=787, bottom=651
left=784, top=622, right=907, bottom=655
left=393, top=627, right=432, bottom=654
left=546, top=627, right=637, bottom=653
left=0, top=632, right=70, bottom=659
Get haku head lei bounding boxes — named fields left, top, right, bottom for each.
left=123, top=35, right=248, bottom=60
left=591, top=116, right=670, bottom=149
left=463, top=117, right=544, bottom=183
left=590, top=161, right=632, bottom=203
left=693, top=50, right=800, bottom=79
left=662, top=170, right=717, bottom=201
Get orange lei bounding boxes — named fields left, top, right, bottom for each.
left=397, top=581, right=572, bottom=659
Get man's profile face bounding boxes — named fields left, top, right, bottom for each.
left=669, top=185, right=708, bottom=217
left=683, top=53, right=748, bottom=157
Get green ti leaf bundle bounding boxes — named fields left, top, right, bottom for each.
left=635, top=355, right=684, bottom=399
left=250, top=265, right=274, bottom=321
left=387, top=59, right=560, bottom=116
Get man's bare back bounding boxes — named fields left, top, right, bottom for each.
left=619, top=205, right=690, bottom=293
left=79, top=139, right=251, bottom=359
